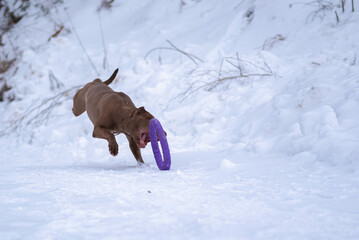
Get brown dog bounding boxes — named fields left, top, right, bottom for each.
left=72, top=68, right=155, bottom=164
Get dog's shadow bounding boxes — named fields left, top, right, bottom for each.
left=24, top=162, right=156, bottom=172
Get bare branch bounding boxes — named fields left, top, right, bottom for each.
left=98, top=12, right=109, bottom=70
left=293, top=0, right=334, bottom=23
left=166, top=40, right=204, bottom=64
left=335, top=10, right=340, bottom=23
left=47, top=25, right=64, bottom=42
left=65, top=8, right=99, bottom=76
left=176, top=55, right=274, bottom=102
left=0, top=84, right=83, bottom=137
left=144, top=40, right=203, bottom=65
left=352, top=0, right=355, bottom=12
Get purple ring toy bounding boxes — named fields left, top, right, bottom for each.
left=149, top=118, right=171, bottom=170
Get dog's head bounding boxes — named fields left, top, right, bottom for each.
left=130, top=106, right=154, bottom=148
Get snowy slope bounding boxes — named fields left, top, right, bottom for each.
left=1, top=0, right=359, bottom=239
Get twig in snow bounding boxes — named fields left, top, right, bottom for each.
left=335, top=10, right=340, bottom=23
left=0, top=84, right=83, bottom=138
left=351, top=53, right=356, bottom=66
left=206, top=73, right=273, bottom=91
left=98, top=12, right=109, bottom=70
left=49, top=70, right=64, bottom=91
left=98, top=0, right=115, bottom=11
left=166, top=40, right=203, bottom=64
left=352, top=0, right=355, bottom=12
left=144, top=39, right=203, bottom=65
left=176, top=55, right=274, bottom=102
left=47, top=25, right=64, bottom=42
left=65, top=8, right=99, bottom=75
left=179, top=0, right=186, bottom=13
left=262, top=34, right=285, bottom=50
left=293, top=1, right=334, bottom=23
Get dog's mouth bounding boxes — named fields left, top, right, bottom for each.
left=139, top=132, right=150, bottom=148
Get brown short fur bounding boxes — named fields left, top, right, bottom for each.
left=72, top=68, right=155, bottom=164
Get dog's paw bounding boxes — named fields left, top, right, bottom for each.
left=109, top=142, right=119, bottom=156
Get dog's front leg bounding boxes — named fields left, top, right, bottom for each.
left=126, top=135, right=144, bottom=164
left=93, top=126, right=118, bottom=156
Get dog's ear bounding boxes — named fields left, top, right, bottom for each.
left=135, top=106, right=155, bottom=119
left=136, top=106, right=146, bottom=114
left=72, top=86, right=87, bottom=116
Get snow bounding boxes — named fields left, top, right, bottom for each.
left=1, top=0, right=359, bottom=239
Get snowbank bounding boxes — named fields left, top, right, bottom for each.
left=1, top=0, right=359, bottom=239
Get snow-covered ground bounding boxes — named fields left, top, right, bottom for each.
left=1, top=0, right=359, bottom=239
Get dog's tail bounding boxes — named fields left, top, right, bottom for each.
left=103, top=68, right=119, bottom=85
